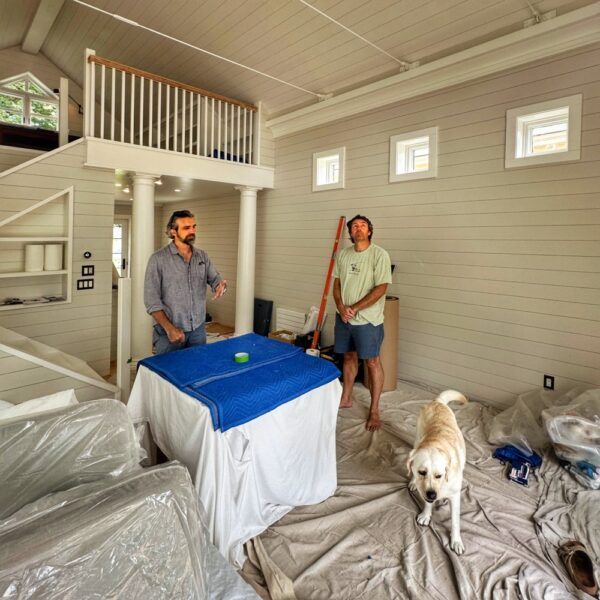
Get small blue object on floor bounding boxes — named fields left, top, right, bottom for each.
left=139, top=333, right=340, bottom=432
left=493, top=445, right=543, bottom=487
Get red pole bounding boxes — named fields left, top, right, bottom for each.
left=311, top=216, right=346, bottom=350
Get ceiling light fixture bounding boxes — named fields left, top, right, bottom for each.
left=123, top=187, right=130, bottom=193
left=155, top=179, right=163, bottom=185
left=115, top=183, right=122, bottom=187
left=174, top=188, right=181, bottom=192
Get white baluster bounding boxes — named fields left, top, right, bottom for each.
left=189, top=92, right=194, bottom=153
left=110, top=68, right=115, bottom=140
left=203, top=96, right=208, bottom=156
left=174, top=87, right=178, bottom=152
left=129, top=73, right=135, bottom=144
left=236, top=105, right=241, bottom=162
left=210, top=97, right=214, bottom=159
left=157, top=83, right=162, bottom=149
left=148, top=79, right=153, bottom=148
left=120, top=70, right=125, bottom=142
left=230, top=101, right=234, bottom=162
left=166, top=84, right=170, bottom=150
left=181, top=89, right=186, bottom=152
left=196, top=93, right=201, bottom=156
left=248, top=109, right=253, bottom=164
left=139, top=76, right=144, bottom=145
left=217, top=100, right=221, bottom=159
left=99, top=64, right=105, bottom=138
left=224, top=103, right=228, bottom=160
left=243, top=108, right=247, bottom=163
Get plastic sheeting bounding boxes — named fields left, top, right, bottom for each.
left=543, top=388, right=600, bottom=489
left=0, top=463, right=209, bottom=599
left=487, top=388, right=581, bottom=454
left=128, top=366, right=340, bottom=567
left=0, top=398, right=141, bottom=519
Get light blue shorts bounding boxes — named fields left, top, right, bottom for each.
left=334, top=314, right=384, bottom=360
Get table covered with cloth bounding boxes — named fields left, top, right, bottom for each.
left=127, top=333, right=342, bottom=566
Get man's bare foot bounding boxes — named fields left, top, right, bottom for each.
left=339, top=397, right=353, bottom=409
left=366, top=411, right=380, bottom=431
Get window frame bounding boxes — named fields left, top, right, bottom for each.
left=312, top=147, right=345, bottom=192
left=505, top=94, right=582, bottom=169
left=389, top=127, right=438, bottom=182
left=0, top=72, right=59, bottom=131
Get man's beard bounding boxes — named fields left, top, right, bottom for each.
left=183, top=235, right=195, bottom=245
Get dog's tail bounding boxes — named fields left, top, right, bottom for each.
left=435, top=389, right=468, bottom=406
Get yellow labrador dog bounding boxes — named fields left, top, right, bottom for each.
left=407, top=390, right=467, bottom=555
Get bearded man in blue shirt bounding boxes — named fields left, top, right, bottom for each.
left=144, top=210, right=227, bottom=354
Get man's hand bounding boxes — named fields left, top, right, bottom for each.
left=166, top=325, right=185, bottom=344
left=213, top=279, right=227, bottom=300
left=340, top=304, right=356, bottom=323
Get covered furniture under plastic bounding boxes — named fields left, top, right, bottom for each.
left=0, top=398, right=141, bottom=519
left=0, top=463, right=209, bottom=599
left=128, top=363, right=341, bottom=567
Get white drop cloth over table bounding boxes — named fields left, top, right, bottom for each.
left=242, top=383, right=600, bottom=600
left=128, top=365, right=341, bottom=567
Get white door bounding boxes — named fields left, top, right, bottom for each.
left=112, top=217, right=130, bottom=277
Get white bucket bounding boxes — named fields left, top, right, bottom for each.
left=25, top=245, right=44, bottom=272
left=44, top=244, right=63, bottom=271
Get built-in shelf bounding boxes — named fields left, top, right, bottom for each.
left=0, top=300, right=68, bottom=312
left=0, top=270, right=68, bottom=279
left=0, top=187, right=73, bottom=310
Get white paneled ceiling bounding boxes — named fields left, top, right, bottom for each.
left=1, top=0, right=596, bottom=117
left=1, top=0, right=596, bottom=200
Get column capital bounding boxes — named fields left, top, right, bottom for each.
left=133, top=173, right=161, bottom=185
left=234, top=186, right=263, bottom=194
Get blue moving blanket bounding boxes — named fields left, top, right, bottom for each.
left=139, top=333, right=340, bottom=431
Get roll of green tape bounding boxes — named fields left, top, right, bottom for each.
left=234, top=352, right=249, bottom=363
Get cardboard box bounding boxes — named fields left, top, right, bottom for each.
left=268, top=330, right=296, bottom=344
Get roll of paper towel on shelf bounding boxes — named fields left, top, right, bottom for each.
left=25, top=245, right=44, bottom=272
left=44, top=244, right=63, bottom=271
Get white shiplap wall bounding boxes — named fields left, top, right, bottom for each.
left=0, top=141, right=115, bottom=402
left=253, top=43, right=600, bottom=408
left=159, top=194, right=239, bottom=327
left=0, top=146, right=42, bottom=172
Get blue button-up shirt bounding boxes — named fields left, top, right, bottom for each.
left=144, top=242, right=222, bottom=332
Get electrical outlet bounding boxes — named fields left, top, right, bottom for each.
left=543, top=374, right=555, bottom=390
left=81, top=265, right=94, bottom=276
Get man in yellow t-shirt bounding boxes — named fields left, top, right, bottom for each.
left=333, top=215, right=392, bottom=431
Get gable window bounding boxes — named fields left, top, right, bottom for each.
left=313, top=147, right=345, bottom=191
left=389, top=127, right=438, bottom=182
left=505, top=94, right=582, bottom=168
left=0, top=73, right=59, bottom=131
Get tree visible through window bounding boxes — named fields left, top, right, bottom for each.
left=0, top=73, right=58, bottom=131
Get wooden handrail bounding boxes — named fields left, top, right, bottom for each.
left=88, top=54, right=257, bottom=112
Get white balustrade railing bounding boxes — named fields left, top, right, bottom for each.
left=83, top=49, right=257, bottom=164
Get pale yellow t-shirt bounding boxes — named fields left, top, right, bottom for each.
left=333, top=243, right=392, bottom=326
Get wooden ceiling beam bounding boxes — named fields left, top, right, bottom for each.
left=22, top=0, right=66, bottom=55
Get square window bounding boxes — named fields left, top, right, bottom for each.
left=390, top=127, right=438, bottom=182
left=313, top=147, right=345, bottom=191
left=505, top=94, right=582, bottom=168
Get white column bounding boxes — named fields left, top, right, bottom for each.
left=234, top=186, right=261, bottom=335
left=131, top=173, right=158, bottom=360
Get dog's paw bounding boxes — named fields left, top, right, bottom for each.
left=408, top=480, right=417, bottom=493
left=416, top=512, right=431, bottom=527
left=450, top=536, right=465, bottom=555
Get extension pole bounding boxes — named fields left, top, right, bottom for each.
left=311, top=216, right=346, bottom=350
